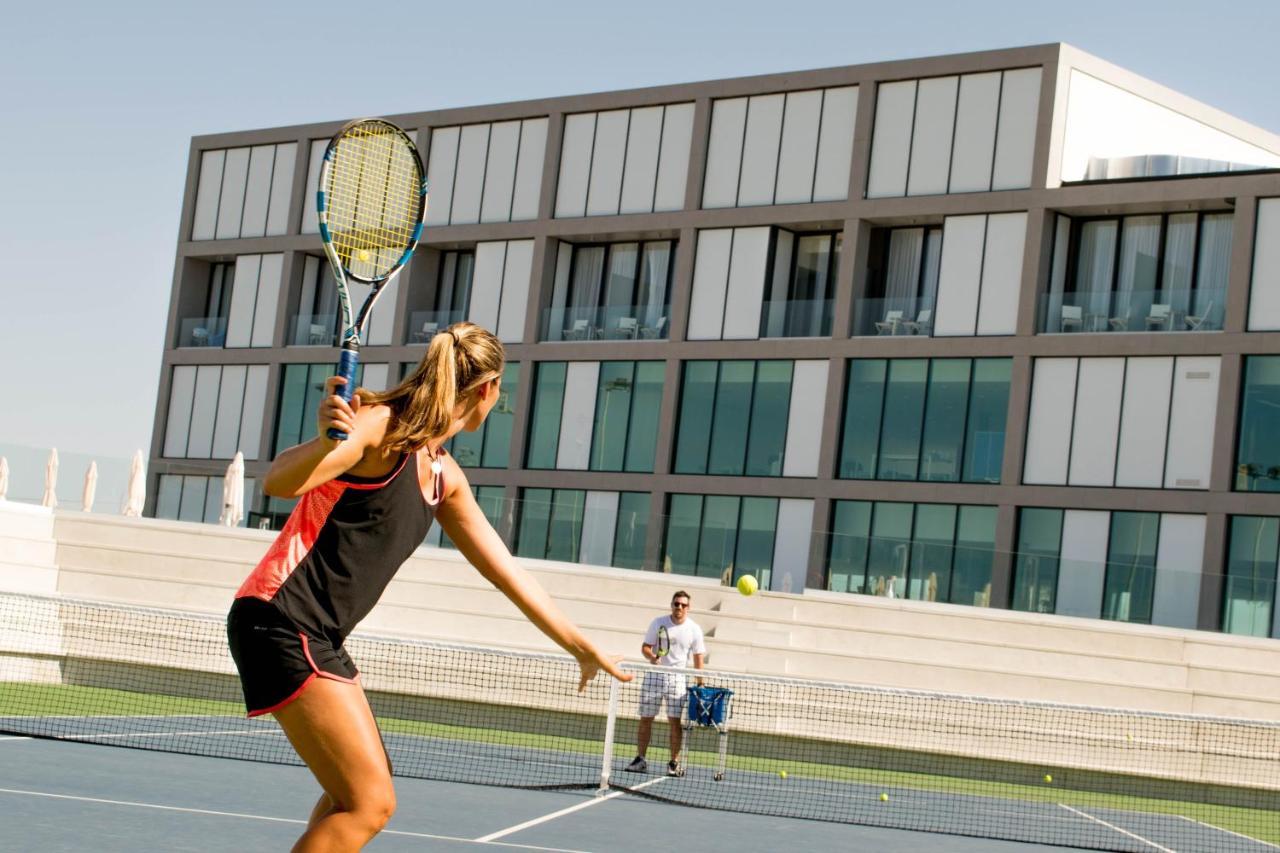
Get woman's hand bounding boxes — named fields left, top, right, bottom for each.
left=576, top=650, right=633, bottom=693
left=317, top=376, right=361, bottom=447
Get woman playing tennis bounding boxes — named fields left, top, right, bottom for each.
left=227, top=322, right=630, bottom=851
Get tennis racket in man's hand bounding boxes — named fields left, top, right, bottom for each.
left=317, top=118, right=426, bottom=440
left=655, top=625, right=670, bottom=659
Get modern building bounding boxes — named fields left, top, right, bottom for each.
left=150, top=43, right=1280, bottom=641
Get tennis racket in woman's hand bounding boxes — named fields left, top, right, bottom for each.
left=317, top=118, right=427, bottom=440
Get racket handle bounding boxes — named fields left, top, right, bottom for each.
left=327, top=344, right=360, bottom=441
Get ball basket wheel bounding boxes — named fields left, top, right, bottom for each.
left=713, top=772, right=725, bottom=782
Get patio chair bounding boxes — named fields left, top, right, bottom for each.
left=1060, top=305, right=1083, bottom=332
left=902, top=308, right=932, bottom=336
left=563, top=319, right=590, bottom=340
left=615, top=316, right=638, bottom=339
left=191, top=327, right=209, bottom=346
left=1144, top=304, right=1172, bottom=331
left=875, top=310, right=904, bottom=335
left=412, top=320, right=438, bottom=343
left=307, top=323, right=330, bottom=345
left=640, top=316, right=667, bottom=339
left=1185, top=300, right=1216, bottom=331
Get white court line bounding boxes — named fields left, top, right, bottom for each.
left=1058, top=804, right=1176, bottom=852
left=1176, top=815, right=1280, bottom=850
left=51, top=729, right=282, bottom=741
left=0, top=737, right=32, bottom=742
left=0, top=787, right=591, bottom=852
left=475, top=776, right=668, bottom=842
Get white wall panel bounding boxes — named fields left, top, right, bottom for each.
left=450, top=124, right=490, bottom=225
left=239, top=366, right=267, bottom=460
left=1163, top=357, right=1219, bottom=490
left=301, top=139, right=326, bottom=234
left=164, top=366, right=197, bottom=457
left=1024, top=358, right=1078, bottom=484
left=813, top=86, right=858, bottom=202
left=991, top=67, right=1041, bottom=191
left=907, top=76, right=958, bottom=197
left=737, top=94, right=785, bottom=207
left=783, top=361, right=827, bottom=477
left=425, top=127, right=459, bottom=227
left=555, top=113, right=595, bottom=219
left=497, top=240, right=534, bottom=343
left=934, top=215, right=986, bottom=336
left=240, top=145, right=274, bottom=238
left=949, top=73, right=1001, bottom=193
left=1152, top=514, right=1205, bottom=629
left=1115, top=358, right=1174, bottom=488
left=620, top=106, right=663, bottom=214
left=1056, top=510, right=1110, bottom=619
left=1248, top=198, right=1280, bottom=330
left=212, top=365, right=247, bottom=459
left=702, top=97, right=747, bottom=208
left=186, top=366, right=222, bottom=459
left=225, top=255, right=261, bottom=348
left=556, top=362, right=600, bottom=470
left=191, top=150, right=224, bottom=240
left=579, top=491, right=620, bottom=568
left=511, top=118, right=547, bottom=221
left=251, top=254, right=282, bottom=348
left=215, top=148, right=250, bottom=240
left=654, top=103, right=694, bottom=212
left=771, top=499, right=814, bottom=594
left=586, top=110, right=629, bottom=216
left=687, top=229, right=732, bottom=339
left=976, top=212, right=1026, bottom=335
left=867, top=81, right=916, bottom=198
left=722, top=227, right=771, bottom=339
left=361, top=364, right=389, bottom=393
left=469, top=242, right=506, bottom=332
left=774, top=90, right=822, bottom=204
left=1068, top=358, right=1125, bottom=486
left=480, top=120, right=520, bottom=224
left=265, top=143, right=296, bottom=236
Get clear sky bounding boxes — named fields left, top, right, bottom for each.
left=2, top=0, right=1277, bottom=463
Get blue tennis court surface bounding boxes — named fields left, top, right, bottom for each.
left=3, top=736, right=1270, bottom=852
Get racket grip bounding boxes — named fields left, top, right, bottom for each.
left=327, top=345, right=360, bottom=441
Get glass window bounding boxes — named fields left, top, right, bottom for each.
left=1223, top=516, right=1279, bottom=638
left=664, top=494, right=703, bottom=574
left=736, top=497, right=779, bottom=589
left=590, top=362, right=635, bottom=471
left=663, top=493, right=779, bottom=585
left=838, top=360, right=886, bottom=479
left=480, top=363, right=520, bottom=468
left=744, top=362, right=793, bottom=476
left=878, top=360, right=928, bottom=480
left=827, top=501, right=871, bottom=593
left=1012, top=509, right=1064, bottom=614
left=919, top=360, right=970, bottom=483
left=548, top=240, right=673, bottom=341
left=274, top=363, right=365, bottom=456
left=525, top=363, right=567, bottom=469
left=674, top=362, right=718, bottom=474
left=697, top=495, right=740, bottom=581
left=707, top=363, right=755, bottom=476
left=953, top=506, right=997, bottom=607
left=1102, top=512, right=1160, bottom=624
left=856, top=226, right=942, bottom=336
left=624, top=362, right=664, bottom=473
left=867, top=503, right=912, bottom=598
left=515, top=488, right=552, bottom=559
left=515, top=488, right=584, bottom=561
left=777, top=233, right=836, bottom=337
left=963, top=359, right=1012, bottom=483
left=908, top=504, right=956, bottom=601
left=1236, top=357, right=1280, bottom=492
left=613, top=492, right=650, bottom=570
left=436, top=250, right=475, bottom=319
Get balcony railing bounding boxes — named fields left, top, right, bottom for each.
left=853, top=297, right=936, bottom=337
left=1039, top=287, right=1224, bottom=334
left=540, top=305, right=669, bottom=342
left=288, top=313, right=338, bottom=346
left=760, top=298, right=833, bottom=338
left=405, top=309, right=468, bottom=344
left=177, top=316, right=227, bottom=348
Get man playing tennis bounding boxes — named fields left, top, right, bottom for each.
left=626, top=591, right=705, bottom=777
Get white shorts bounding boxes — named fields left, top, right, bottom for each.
left=638, top=671, right=687, bottom=719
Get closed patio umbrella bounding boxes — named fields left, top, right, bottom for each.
left=123, top=450, right=145, bottom=517
left=219, top=451, right=245, bottom=527
left=82, top=460, right=98, bottom=512
left=0, top=456, right=8, bottom=501
left=41, top=448, right=58, bottom=508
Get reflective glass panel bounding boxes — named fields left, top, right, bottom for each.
left=525, top=363, right=567, bottom=469
left=674, top=362, right=718, bottom=474
left=839, top=360, right=886, bottom=479
left=963, top=359, right=1011, bottom=483
left=878, top=360, right=928, bottom=480
left=613, top=492, right=651, bottom=570
left=919, top=360, right=970, bottom=483
left=828, top=501, right=871, bottom=593
left=1223, top=516, right=1279, bottom=638
left=1102, top=512, right=1160, bottom=624
left=1012, top=508, right=1064, bottom=614
left=1236, top=357, right=1280, bottom=492
left=744, top=361, right=792, bottom=476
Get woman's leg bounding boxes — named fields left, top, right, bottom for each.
left=273, top=678, right=396, bottom=852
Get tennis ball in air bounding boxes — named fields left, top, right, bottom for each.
left=358, top=249, right=371, bottom=262
left=879, top=793, right=889, bottom=802
left=778, top=770, right=788, bottom=779
left=1043, top=774, right=1053, bottom=784
left=737, top=575, right=759, bottom=596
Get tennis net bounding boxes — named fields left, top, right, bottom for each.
left=1, top=590, right=1276, bottom=852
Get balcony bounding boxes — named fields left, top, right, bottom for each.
left=288, top=313, right=338, bottom=346
left=1040, top=288, right=1223, bottom=334
left=540, top=305, right=669, bottom=342
left=760, top=298, right=833, bottom=338
left=852, top=297, right=936, bottom=337
left=176, top=316, right=227, bottom=348
left=405, top=309, right=468, bottom=344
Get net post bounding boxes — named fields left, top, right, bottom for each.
left=598, top=674, right=621, bottom=794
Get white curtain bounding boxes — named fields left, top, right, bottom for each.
left=1195, top=213, right=1234, bottom=317
left=567, top=246, right=606, bottom=330
left=1115, top=216, right=1160, bottom=324
left=1161, top=214, right=1197, bottom=314
left=638, top=242, right=671, bottom=328
left=920, top=228, right=942, bottom=310
left=1075, top=221, right=1117, bottom=319
left=884, top=228, right=924, bottom=311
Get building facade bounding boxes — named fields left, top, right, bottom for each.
left=150, top=43, right=1280, bottom=640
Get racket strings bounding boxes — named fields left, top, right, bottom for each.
left=324, top=123, right=422, bottom=279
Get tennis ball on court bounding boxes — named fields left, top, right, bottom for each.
left=778, top=770, right=788, bottom=779
left=737, top=575, right=759, bottom=596
left=1043, top=774, right=1053, bottom=784
left=879, top=793, right=889, bottom=802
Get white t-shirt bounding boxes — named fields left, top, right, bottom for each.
left=643, top=615, right=706, bottom=669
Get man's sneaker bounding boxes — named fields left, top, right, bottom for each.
left=625, top=756, right=647, bottom=773
left=667, top=759, right=685, bottom=777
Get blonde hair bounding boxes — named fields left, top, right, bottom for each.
left=358, top=322, right=505, bottom=453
